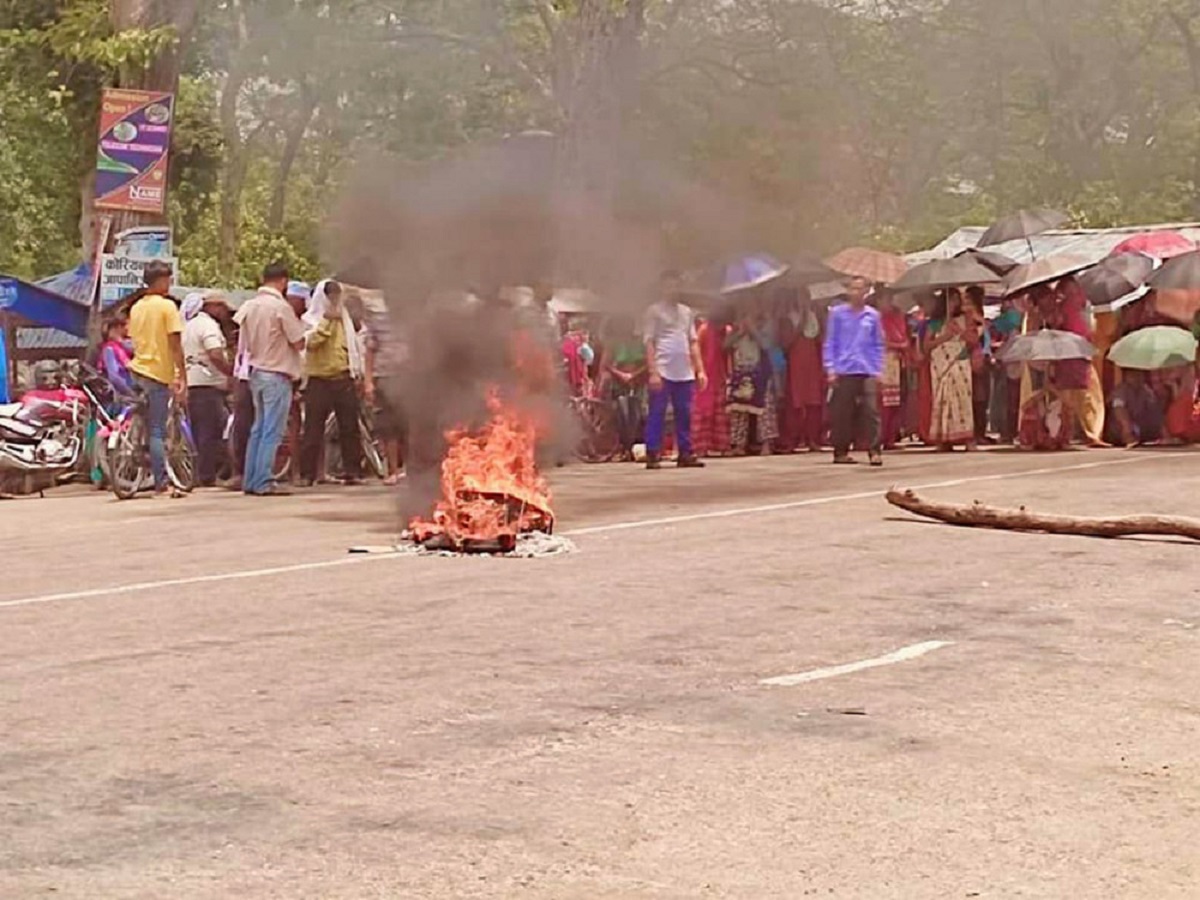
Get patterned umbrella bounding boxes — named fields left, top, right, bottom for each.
left=716, top=252, right=790, bottom=294
left=999, top=329, right=1095, bottom=363
left=826, top=247, right=908, bottom=285
left=978, top=208, right=1070, bottom=254
left=1108, top=326, right=1198, bottom=371
left=1111, top=231, right=1195, bottom=261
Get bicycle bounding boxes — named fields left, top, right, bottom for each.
left=109, top=389, right=197, bottom=500
left=571, top=394, right=622, bottom=463
left=322, top=406, right=388, bottom=480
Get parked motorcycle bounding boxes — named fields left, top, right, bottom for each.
left=0, top=382, right=91, bottom=483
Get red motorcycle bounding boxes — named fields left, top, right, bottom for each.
left=0, top=383, right=93, bottom=480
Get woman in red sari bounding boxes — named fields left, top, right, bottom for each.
left=879, top=291, right=910, bottom=448
left=780, top=287, right=825, bottom=451
left=1163, top=364, right=1200, bottom=443
left=691, top=312, right=731, bottom=456
left=914, top=293, right=942, bottom=445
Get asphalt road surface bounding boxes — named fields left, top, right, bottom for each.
left=2, top=448, right=1198, bottom=899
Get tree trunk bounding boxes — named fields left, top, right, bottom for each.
left=217, top=62, right=257, bottom=280
left=268, top=86, right=319, bottom=233
left=95, top=0, right=202, bottom=236
left=549, top=0, right=647, bottom=284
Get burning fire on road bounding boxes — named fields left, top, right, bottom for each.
left=405, top=389, right=558, bottom=555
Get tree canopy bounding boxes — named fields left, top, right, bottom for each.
left=3, top=0, right=1200, bottom=284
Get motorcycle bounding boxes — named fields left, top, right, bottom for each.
left=0, top=383, right=91, bottom=480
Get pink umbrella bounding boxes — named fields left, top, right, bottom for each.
left=1110, top=231, right=1195, bottom=260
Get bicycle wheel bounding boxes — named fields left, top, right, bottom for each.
left=575, top=399, right=621, bottom=463
left=165, top=405, right=197, bottom=492
left=359, top=413, right=387, bottom=479
left=110, top=413, right=148, bottom=500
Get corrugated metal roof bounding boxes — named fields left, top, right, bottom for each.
left=908, top=222, right=1200, bottom=266
left=35, top=265, right=95, bottom=305
left=16, top=327, right=87, bottom=351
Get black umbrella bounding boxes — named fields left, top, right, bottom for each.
left=1078, top=252, right=1155, bottom=309
left=1149, top=249, right=1200, bottom=291
left=978, top=208, right=1070, bottom=257
left=892, top=255, right=1002, bottom=293
left=789, top=253, right=842, bottom=285
left=955, top=247, right=1019, bottom=275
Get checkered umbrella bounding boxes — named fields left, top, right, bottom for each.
left=825, top=247, right=908, bottom=285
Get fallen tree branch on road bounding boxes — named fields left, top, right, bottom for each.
left=885, top=488, right=1200, bottom=542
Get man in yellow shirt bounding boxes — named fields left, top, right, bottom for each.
left=128, top=261, right=186, bottom=493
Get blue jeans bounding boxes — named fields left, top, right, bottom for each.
left=645, top=379, right=694, bottom=457
left=133, top=374, right=170, bottom=488
left=244, top=370, right=293, bottom=493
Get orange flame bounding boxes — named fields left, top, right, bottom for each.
left=409, top=389, right=553, bottom=548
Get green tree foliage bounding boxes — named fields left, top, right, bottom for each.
left=6, top=0, right=1200, bottom=285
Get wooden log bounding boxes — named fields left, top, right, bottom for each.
left=885, top=488, right=1200, bottom=542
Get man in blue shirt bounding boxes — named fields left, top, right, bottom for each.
left=823, top=276, right=885, bottom=466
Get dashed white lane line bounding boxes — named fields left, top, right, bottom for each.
left=760, top=640, right=955, bottom=686
left=0, top=454, right=1167, bottom=612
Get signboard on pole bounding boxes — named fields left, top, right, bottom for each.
left=95, top=88, right=175, bottom=214
left=100, top=255, right=179, bottom=308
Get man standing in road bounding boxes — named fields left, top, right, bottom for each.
left=234, top=262, right=306, bottom=496
left=299, top=279, right=365, bottom=487
left=823, top=276, right=885, bottom=466
left=182, top=290, right=234, bottom=488
left=128, top=261, right=186, bottom=495
left=643, top=270, right=708, bottom=470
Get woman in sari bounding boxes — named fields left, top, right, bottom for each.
left=925, top=288, right=976, bottom=450
left=879, top=290, right=910, bottom=448
left=780, top=288, right=825, bottom=451
left=1162, top=364, right=1200, bottom=443
left=1056, top=278, right=1106, bottom=445
left=691, top=312, right=731, bottom=456
left=914, top=297, right=937, bottom=445
left=725, top=311, right=775, bottom=455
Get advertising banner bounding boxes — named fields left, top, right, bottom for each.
left=100, top=255, right=179, bottom=308
left=95, top=88, right=175, bottom=214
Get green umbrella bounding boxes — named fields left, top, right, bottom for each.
left=1108, top=326, right=1198, bottom=371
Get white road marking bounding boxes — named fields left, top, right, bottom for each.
left=0, top=454, right=1171, bottom=612
left=562, top=455, right=1149, bottom=537
left=0, top=555, right=396, bottom=611
left=760, top=640, right=955, bottom=686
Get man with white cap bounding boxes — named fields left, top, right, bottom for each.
left=182, top=291, right=233, bottom=487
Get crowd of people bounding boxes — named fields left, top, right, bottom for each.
left=99, top=261, right=402, bottom=498
left=561, top=270, right=1200, bottom=469
left=82, top=257, right=1200, bottom=499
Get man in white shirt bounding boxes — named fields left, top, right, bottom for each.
left=182, top=291, right=233, bottom=486
left=642, top=270, right=708, bottom=469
